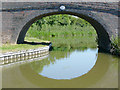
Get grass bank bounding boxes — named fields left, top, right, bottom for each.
left=0, top=38, right=50, bottom=54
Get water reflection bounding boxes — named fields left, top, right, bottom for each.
left=2, top=48, right=118, bottom=88
left=31, top=48, right=98, bottom=79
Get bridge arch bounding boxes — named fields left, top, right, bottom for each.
left=17, top=10, right=111, bottom=52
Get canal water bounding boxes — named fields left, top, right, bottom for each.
left=2, top=48, right=119, bottom=88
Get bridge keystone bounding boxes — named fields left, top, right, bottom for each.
left=60, top=5, right=66, bottom=10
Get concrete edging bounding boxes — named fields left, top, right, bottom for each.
left=0, top=44, right=52, bottom=65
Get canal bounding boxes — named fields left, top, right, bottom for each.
left=2, top=47, right=119, bottom=88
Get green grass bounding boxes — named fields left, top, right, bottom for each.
left=0, top=38, right=49, bottom=53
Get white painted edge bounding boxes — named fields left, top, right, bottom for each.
left=2, top=53, right=49, bottom=68
left=0, top=44, right=51, bottom=65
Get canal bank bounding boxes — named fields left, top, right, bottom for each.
left=0, top=43, right=52, bottom=65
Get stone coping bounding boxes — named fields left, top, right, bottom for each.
left=0, top=43, right=52, bottom=65
left=1, top=52, right=49, bottom=67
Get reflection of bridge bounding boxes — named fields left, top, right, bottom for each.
left=2, top=53, right=118, bottom=88
left=1, top=1, right=119, bottom=52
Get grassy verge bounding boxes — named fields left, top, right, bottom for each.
left=0, top=38, right=49, bottom=54
left=26, top=25, right=97, bottom=51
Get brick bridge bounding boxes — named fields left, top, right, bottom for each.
left=1, top=2, right=119, bottom=52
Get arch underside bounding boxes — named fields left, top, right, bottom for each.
left=17, top=11, right=111, bottom=52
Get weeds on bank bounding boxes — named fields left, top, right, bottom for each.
left=111, top=36, right=120, bottom=56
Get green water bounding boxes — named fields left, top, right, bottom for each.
left=2, top=48, right=119, bottom=88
